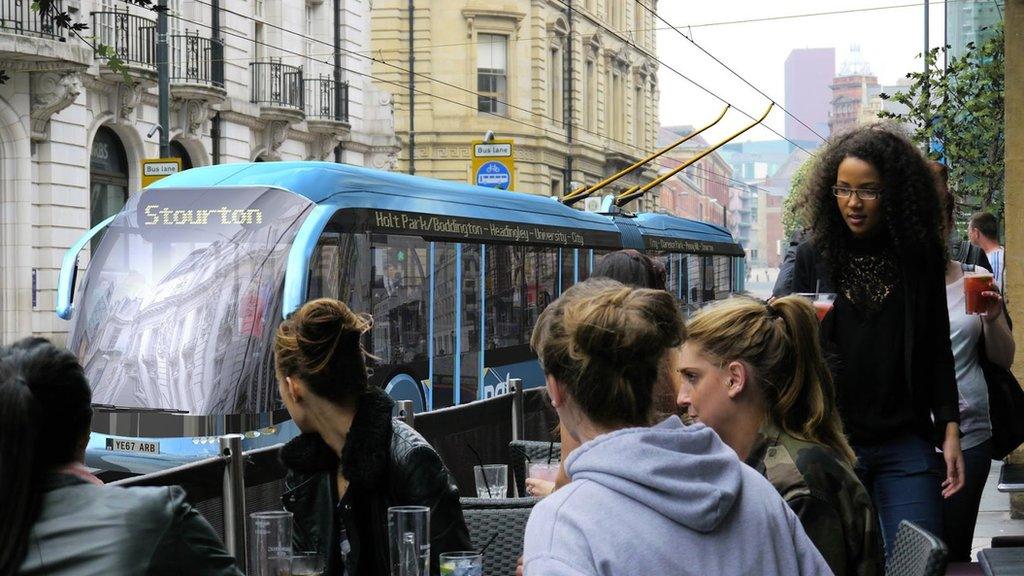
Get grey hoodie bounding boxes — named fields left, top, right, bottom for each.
left=523, top=417, right=834, bottom=576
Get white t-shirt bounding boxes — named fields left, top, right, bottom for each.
left=987, top=247, right=1005, bottom=291
left=946, top=273, right=993, bottom=450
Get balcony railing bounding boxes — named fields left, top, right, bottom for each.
left=250, top=59, right=303, bottom=111
left=304, top=76, right=349, bottom=122
left=1, top=0, right=65, bottom=40
left=91, top=10, right=156, bottom=68
left=170, top=31, right=221, bottom=87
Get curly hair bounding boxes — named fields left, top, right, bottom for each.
left=800, top=123, right=947, bottom=284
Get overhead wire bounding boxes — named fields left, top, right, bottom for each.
left=546, top=0, right=813, bottom=156
left=633, top=0, right=827, bottom=143
left=121, top=0, right=788, bottom=206
left=360, top=0, right=967, bottom=56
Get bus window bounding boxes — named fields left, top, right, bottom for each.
left=486, top=244, right=525, bottom=350
left=308, top=233, right=341, bottom=301
left=703, top=256, right=716, bottom=302
left=370, top=236, right=429, bottom=368
left=578, top=249, right=593, bottom=282
left=687, top=255, right=702, bottom=314
left=524, top=247, right=557, bottom=335
left=559, top=248, right=574, bottom=293
left=433, top=243, right=457, bottom=407
left=461, top=244, right=482, bottom=402
left=714, top=255, right=731, bottom=300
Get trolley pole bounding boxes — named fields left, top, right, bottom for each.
left=157, top=0, right=170, bottom=158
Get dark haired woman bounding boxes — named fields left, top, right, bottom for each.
left=679, top=296, right=884, bottom=575
left=276, top=298, right=470, bottom=576
left=0, top=338, right=241, bottom=576
left=591, top=248, right=667, bottom=291
left=522, top=279, right=831, bottom=575
left=787, top=123, right=964, bottom=556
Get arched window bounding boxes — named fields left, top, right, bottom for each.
left=90, top=126, right=129, bottom=230
left=169, top=140, right=194, bottom=170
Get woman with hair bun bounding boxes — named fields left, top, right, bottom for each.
left=679, top=296, right=884, bottom=576
left=526, top=249, right=672, bottom=498
left=521, top=279, right=830, bottom=576
left=276, top=298, right=470, bottom=576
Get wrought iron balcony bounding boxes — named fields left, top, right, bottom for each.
left=171, top=31, right=221, bottom=87
left=304, top=76, right=349, bottom=122
left=91, top=10, right=156, bottom=69
left=250, top=59, right=303, bottom=111
left=1, top=0, right=66, bottom=40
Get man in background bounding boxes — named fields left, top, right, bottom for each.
left=969, top=211, right=1005, bottom=291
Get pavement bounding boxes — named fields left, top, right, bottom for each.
left=972, top=460, right=1024, bottom=559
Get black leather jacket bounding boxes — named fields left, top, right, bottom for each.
left=280, top=389, right=471, bottom=576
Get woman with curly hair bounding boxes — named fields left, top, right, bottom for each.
left=786, top=124, right=964, bottom=557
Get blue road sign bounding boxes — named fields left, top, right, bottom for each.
left=476, top=161, right=511, bottom=190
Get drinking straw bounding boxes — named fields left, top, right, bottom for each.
left=479, top=532, right=501, bottom=556
left=815, top=279, right=821, bottom=299
left=547, top=440, right=555, bottom=465
left=466, top=442, right=492, bottom=498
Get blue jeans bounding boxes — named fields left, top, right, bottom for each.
left=854, top=435, right=945, bottom=558
left=942, top=439, right=993, bottom=562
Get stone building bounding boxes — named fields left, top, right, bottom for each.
left=0, top=0, right=399, bottom=343
left=370, top=0, right=661, bottom=210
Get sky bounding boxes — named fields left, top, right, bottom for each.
left=655, top=1, right=950, bottom=143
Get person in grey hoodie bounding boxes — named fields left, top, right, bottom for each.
left=523, top=279, right=833, bottom=576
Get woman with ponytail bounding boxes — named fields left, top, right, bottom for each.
left=678, top=295, right=884, bottom=576
left=275, top=298, right=470, bottom=576
left=522, top=280, right=830, bottom=576
left=0, top=338, right=240, bottom=576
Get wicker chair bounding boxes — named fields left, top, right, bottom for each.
left=508, top=440, right=560, bottom=497
left=460, top=497, right=540, bottom=576
left=884, top=520, right=949, bottom=576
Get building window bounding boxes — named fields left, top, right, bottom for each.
left=478, top=34, right=508, bottom=116
left=551, top=178, right=561, bottom=197
left=634, top=84, right=643, bottom=146
left=586, top=59, right=596, bottom=131
left=549, top=45, right=563, bottom=124
left=304, top=5, right=314, bottom=59
left=634, top=3, right=644, bottom=44
left=254, top=21, right=265, bottom=60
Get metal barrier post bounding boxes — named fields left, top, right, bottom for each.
left=510, top=378, right=524, bottom=442
left=396, top=399, right=415, bottom=428
left=220, top=434, right=247, bottom=572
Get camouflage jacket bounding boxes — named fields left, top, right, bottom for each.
left=745, top=425, right=885, bottom=576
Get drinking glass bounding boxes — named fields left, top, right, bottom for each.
left=964, top=271, right=997, bottom=315
left=439, top=552, right=484, bottom=576
left=388, top=505, right=430, bottom=576
left=249, top=511, right=293, bottom=576
left=290, top=552, right=325, bottom=576
left=527, top=462, right=560, bottom=483
left=473, top=464, right=508, bottom=499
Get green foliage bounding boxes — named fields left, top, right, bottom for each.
left=782, top=157, right=814, bottom=239
left=879, top=23, right=1005, bottom=222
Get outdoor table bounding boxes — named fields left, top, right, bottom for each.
left=998, top=464, right=1024, bottom=493
left=978, top=547, right=1024, bottom=576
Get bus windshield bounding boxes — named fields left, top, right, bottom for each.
left=68, top=186, right=313, bottom=416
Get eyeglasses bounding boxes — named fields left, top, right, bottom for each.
left=832, top=185, right=882, bottom=201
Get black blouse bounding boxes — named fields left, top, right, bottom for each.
left=789, top=240, right=960, bottom=446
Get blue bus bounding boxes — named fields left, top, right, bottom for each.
left=55, top=161, right=744, bottom=473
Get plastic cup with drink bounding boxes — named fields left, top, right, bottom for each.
left=794, top=293, right=837, bottom=322
left=964, top=270, right=998, bottom=316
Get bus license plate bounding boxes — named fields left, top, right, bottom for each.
left=105, top=438, right=160, bottom=454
